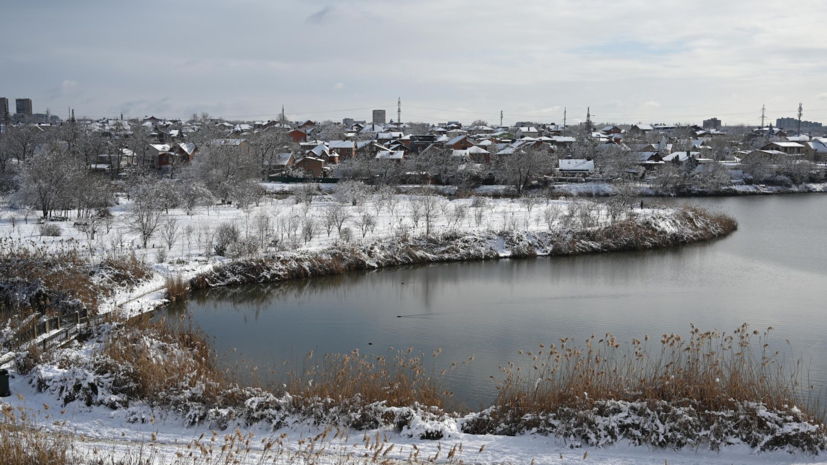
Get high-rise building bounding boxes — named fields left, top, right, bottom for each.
left=372, top=109, right=386, bottom=125
left=702, top=118, right=722, bottom=130
left=776, top=117, right=823, bottom=131
left=16, top=98, right=33, bottom=116
left=0, top=98, right=9, bottom=120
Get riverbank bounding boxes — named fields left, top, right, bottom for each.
left=192, top=204, right=736, bottom=290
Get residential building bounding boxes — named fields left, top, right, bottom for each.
left=703, top=118, right=722, bottom=130
left=760, top=141, right=804, bottom=155
left=0, top=98, right=8, bottom=120
left=15, top=98, right=32, bottom=116
left=776, top=117, right=823, bottom=131
left=372, top=109, right=386, bottom=125
left=558, top=159, right=595, bottom=175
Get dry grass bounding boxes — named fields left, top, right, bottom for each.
left=467, top=323, right=824, bottom=433
left=100, top=314, right=232, bottom=409
left=0, top=403, right=73, bottom=465
left=284, top=348, right=455, bottom=413
left=0, top=239, right=100, bottom=318
left=98, top=252, right=152, bottom=289
left=165, top=275, right=189, bottom=303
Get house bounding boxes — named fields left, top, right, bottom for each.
left=288, top=129, right=307, bottom=143
left=760, top=142, right=804, bottom=155
left=328, top=140, right=355, bottom=160
left=804, top=139, right=827, bottom=162
left=375, top=150, right=405, bottom=162
left=558, top=158, right=595, bottom=175
left=601, top=125, right=622, bottom=135
left=294, top=156, right=325, bottom=177
left=210, top=139, right=251, bottom=155
left=446, top=135, right=475, bottom=150
left=266, top=153, right=295, bottom=174
left=298, top=120, right=316, bottom=131
left=741, top=149, right=790, bottom=164
left=662, top=151, right=701, bottom=164
left=515, top=127, right=539, bottom=139
left=629, top=124, right=654, bottom=137
left=628, top=152, right=664, bottom=170
left=451, top=145, right=491, bottom=164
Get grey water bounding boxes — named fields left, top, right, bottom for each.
left=164, top=195, right=827, bottom=409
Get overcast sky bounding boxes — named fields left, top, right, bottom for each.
left=2, top=0, right=826, bottom=126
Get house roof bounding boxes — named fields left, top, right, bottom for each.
left=375, top=150, right=405, bottom=160
left=662, top=152, right=700, bottom=162
left=766, top=142, right=805, bottom=148
left=558, top=159, right=595, bottom=172
left=446, top=135, right=468, bottom=146
left=328, top=140, right=354, bottom=149
left=272, top=153, right=293, bottom=166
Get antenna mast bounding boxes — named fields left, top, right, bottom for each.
left=397, top=97, right=401, bottom=128
left=761, top=104, right=766, bottom=128
left=500, top=110, right=503, bottom=127
left=563, top=108, right=567, bottom=136
left=798, top=103, right=803, bottom=135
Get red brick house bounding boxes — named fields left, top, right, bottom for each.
left=294, top=156, right=325, bottom=177
left=288, top=129, right=307, bottom=143
left=446, top=135, right=475, bottom=150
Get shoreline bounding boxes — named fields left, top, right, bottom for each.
left=191, top=206, right=737, bottom=290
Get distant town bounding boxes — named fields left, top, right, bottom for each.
left=1, top=96, right=825, bottom=195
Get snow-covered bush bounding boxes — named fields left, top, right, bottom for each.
left=213, top=223, right=241, bottom=256
left=38, top=223, right=61, bottom=237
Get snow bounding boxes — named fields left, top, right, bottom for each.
left=0, top=187, right=822, bottom=463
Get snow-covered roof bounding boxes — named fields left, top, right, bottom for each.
left=662, top=152, right=700, bottom=162
left=551, top=136, right=576, bottom=143
left=558, top=159, right=594, bottom=172
left=446, top=135, right=468, bottom=146
left=633, top=124, right=654, bottom=131
left=178, top=142, right=196, bottom=155
left=375, top=150, right=405, bottom=160
left=436, top=135, right=450, bottom=143
left=272, top=153, right=293, bottom=166
left=767, top=142, right=805, bottom=148
left=328, top=140, right=354, bottom=149
left=211, top=139, right=245, bottom=146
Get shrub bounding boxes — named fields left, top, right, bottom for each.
left=213, top=223, right=240, bottom=256
left=38, top=223, right=61, bottom=237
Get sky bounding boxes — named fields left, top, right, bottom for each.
left=2, top=0, right=827, bottom=126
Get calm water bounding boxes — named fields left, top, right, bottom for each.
left=165, top=195, right=827, bottom=408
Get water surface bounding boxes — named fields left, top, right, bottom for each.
left=165, top=195, right=827, bottom=408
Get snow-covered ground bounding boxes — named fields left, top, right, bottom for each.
left=3, top=187, right=817, bottom=464
left=4, top=372, right=824, bottom=464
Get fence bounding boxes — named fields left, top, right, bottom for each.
left=4, top=309, right=106, bottom=354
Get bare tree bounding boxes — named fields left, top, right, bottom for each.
left=127, top=200, right=164, bottom=248
left=355, top=208, right=376, bottom=238
left=493, top=146, right=555, bottom=195
left=161, top=218, right=181, bottom=251
left=414, top=191, right=442, bottom=235
left=15, top=141, right=84, bottom=218
left=127, top=179, right=165, bottom=248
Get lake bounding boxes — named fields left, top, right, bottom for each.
left=164, top=194, right=827, bottom=409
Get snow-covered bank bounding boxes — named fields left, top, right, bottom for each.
left=193, top=205, right=736, bottom=289
left=546, top=181, right=827, bottom=197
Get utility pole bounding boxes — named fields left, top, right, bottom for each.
left=500, top=110, right=503, bottom=127
left=281, top=105, right=285, bottom=125
left=563, top=108, right=567, bottom=136
left=761, top=104, right=766, bottom=128
left=798, top=103, right=803, bottom=135
left=397, top=97, right=401, bottom=128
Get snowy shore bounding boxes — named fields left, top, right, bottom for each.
left=8, top=193, right=827, bottom=465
